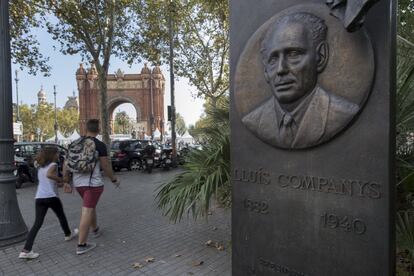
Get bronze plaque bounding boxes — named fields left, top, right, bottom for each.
left=231, top=0, right=395, bottom=275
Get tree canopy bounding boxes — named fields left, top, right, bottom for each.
left=16, top=103, right=78, bottom=141
left=175, top=113, right=187, bottom=136
left=114, top=111, right=131, bottom=134
left=10, top=0, right=50, bottom=76
left=129, top=0, right=229, bottom=104
left=38, top=0, right=137, bottom=146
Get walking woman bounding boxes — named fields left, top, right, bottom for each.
left=19, top=146, right=77, bottom=259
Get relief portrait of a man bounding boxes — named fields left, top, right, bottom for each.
left=241, top=12, right=359, bottom=149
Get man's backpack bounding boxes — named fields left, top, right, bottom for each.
left=67, top=137, right=98, bottom=173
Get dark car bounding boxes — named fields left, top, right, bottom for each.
left=14, top=142, right=67, bottom=188
left=111, top=140, right=151, bottom=171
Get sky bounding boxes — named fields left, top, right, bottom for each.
left=11, top=25, right=205, bottom=127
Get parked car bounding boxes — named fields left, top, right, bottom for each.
left=14, top=142, right=67, bottom=188
left=111, top=140, right=151, bottom=171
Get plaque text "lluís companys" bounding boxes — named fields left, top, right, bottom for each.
left=232, top=168, right=381, bottom=199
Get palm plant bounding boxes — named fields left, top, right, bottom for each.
left=396, top=36, right=414, bottom=275
left=397, top=36, right=414, bottom=209
left=396, top=33, right=414, bottom=276
left=397, top=211, right=414, bottom=253
left=397, top=211, right=414, bottom=275
left=156, top=97, right=230, bottom=222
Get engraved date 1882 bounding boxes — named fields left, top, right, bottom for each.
left=243, top=198, right=269, bottom=214
left=321, top=213, right=366, bottom=235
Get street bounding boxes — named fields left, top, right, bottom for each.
left=0, top=170, right=231, bottom=276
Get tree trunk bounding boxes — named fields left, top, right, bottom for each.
left=96, top=66, right=111, bottom=148
left=210, top=96, right=218, bottom=109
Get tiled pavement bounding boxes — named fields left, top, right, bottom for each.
left=0, top=169, right=231, bottom=275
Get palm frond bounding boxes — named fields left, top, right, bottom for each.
left=156, top=97, right=230, bottom=222
left=397, top=36, right=414, bottom=211
left=397, top=211, right=414, bottom=256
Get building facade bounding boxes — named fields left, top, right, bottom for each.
left=76, top=63, right=165, bottom=137
left=37, top=86, right=47, bottom=105
left=64, top=91, right=79, bottom=111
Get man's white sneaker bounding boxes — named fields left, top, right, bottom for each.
left=65, top=228, right=79, bottom=241
left=19, top=251, right=39, bottom=259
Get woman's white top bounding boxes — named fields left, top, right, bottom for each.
left=35, top=162, right=59, bottom=199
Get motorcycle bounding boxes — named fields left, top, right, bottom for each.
left=177, top=147, right=190, bottom=165
left=142, top=155, right=154, bottom=173
left=141, top=144, right=156, bottom=174
left=14, top=160, right=36, bottom=189
left=159, top=148, right=173, bottom=170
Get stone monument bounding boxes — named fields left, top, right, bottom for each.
left=231, top=0, right=395, bottom=275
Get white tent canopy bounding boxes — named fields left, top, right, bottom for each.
left=68, top=130, right=80, bottom=141
left=181, top=131, right=193, bottom=139
left=46, top=131, right=70, bottom=144
left=153, top=128, right=161, bottom=139
left=177, top=130, right=194, bottom=145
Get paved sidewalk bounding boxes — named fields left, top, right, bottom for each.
left=0, top=170, right=231, bottom=276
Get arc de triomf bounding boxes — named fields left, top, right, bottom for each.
left=75, top=63, right=165, bottom=137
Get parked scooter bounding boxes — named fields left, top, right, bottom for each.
left=159, top=147, right=173, bottom=170
left=14, top=160, right=36, bottom=189
left=141, top=143, right=156, bottom=174
left=142, top=155, right=154, bottom=173
left=177, top=147, right=190, bottom=165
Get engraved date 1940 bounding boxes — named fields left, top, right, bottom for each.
left=243, top=198, right=269, bottom=214
left=321, top=213, right=367, bottom=235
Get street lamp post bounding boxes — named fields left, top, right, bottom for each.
left=150, top=69, right=154, bottom=139
left=14, top=70, right=20, bottom=122
left=160, top=119, right=164, bottom=142
left=169, top=0, right=177, bottom=159
left=53, top=85, right=58, bottom=144
left=0, top=0, right=28, bottom=247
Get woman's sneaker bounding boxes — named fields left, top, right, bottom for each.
left=65, top=228, right=79, bottom=241
left=91, top=227, right=101, bottom=238
left=76, top=243, right=96, bottom=255
left=19, top=251, right=39, bottom=259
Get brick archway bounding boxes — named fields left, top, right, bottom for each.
left=76, top=63, right=165, bottom=139
left=108, top=96, right=141, bottom=134
left=108, top=96, right=141, bottom=120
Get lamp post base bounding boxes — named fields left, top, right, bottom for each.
left=0, top=0, right=28, bottom=250
left=0, top=179, right=28, bottom=249
left=0, top=231, right=27, bottom=248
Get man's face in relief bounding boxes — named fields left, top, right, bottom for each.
left=263, top=21, right=320, bottom=104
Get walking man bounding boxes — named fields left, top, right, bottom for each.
left=64, top=119, right=120, bottom=255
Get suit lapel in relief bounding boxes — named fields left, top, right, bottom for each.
left=293, top=88, right=329, bottom=148
left=257, top=99, right=280, bottom=145
left=242, top=98, right=280, bottom=146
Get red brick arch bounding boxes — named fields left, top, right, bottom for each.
left=76, top=64, right=165, bottom=138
